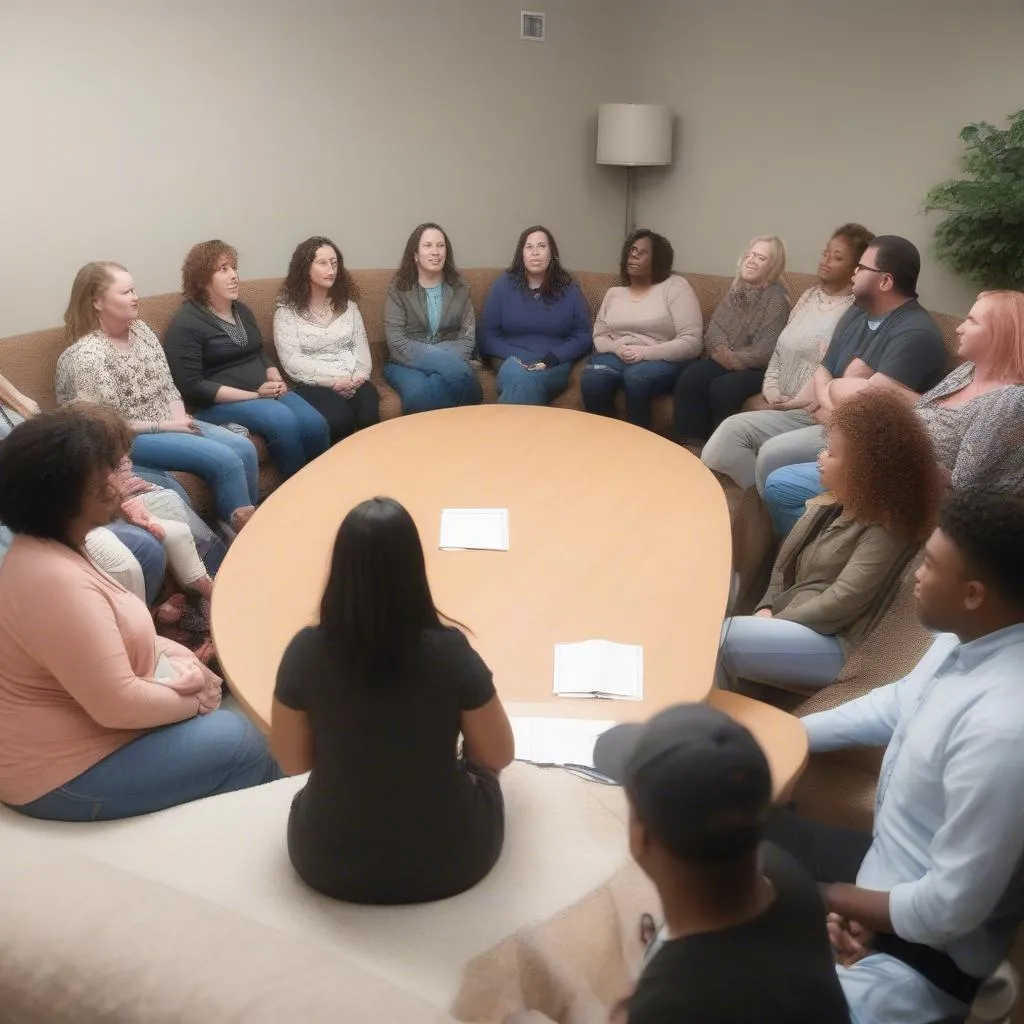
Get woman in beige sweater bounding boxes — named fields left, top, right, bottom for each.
left=718, top=389, right=941, bottom=693
left=580, top=229, right=702, bottom=429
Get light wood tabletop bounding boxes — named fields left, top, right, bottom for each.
left=211, top=405, right=807, bottom=794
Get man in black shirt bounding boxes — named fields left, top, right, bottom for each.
left=594, top=703, right=850, bottom=1023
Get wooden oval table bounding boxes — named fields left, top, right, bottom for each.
left=212, top=405, right=807, bottom=798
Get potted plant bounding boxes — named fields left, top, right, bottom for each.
left=924, top=109, right=1024, bottom=290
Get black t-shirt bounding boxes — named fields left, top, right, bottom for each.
left=822, top=299, right=947, bottom=392
left=628, top=844, right=850, bottom=1024
left=274, top=625, right=505, bottom=904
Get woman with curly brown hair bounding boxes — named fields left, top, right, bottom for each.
left=164, top=240, right=329, bottom=480
left=718, top=388, right=941, bottom=693
left=274, top=237, right=379, bottom=444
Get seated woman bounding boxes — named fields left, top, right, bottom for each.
left=673, top=236, right=790, bottom=443
left=164, top=241, right=330, bottom=480
left=763, top=289, right=1024, bottom=536
left=479, top=225, right=593, bottom=405
left=0, top=410, right=280, bottom=822
left=271, top=496, right=513, bottom=904
left=718, top=389, right=940, bottom=694
left=275, top=237, right=380, bottom=444
left=56, top=261, right=259, bottom=532
left=580, top=229, right=702, bottom=429
left=0, top=370, right=168, bottom=604
left=702, top=224, right=874, bottom=489
left=383, top=223, right=481, bottom=414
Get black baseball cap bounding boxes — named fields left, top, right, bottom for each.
left=593, top=703, right=772, bottom=863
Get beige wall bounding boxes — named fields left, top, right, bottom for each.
left=0, top=0, right=625, bottom=335
left=621, top=0, right=1024, bottom=316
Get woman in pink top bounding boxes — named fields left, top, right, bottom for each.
left=0, top=409, right=280, bottom=821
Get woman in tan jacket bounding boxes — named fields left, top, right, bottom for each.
left=718, top=389, right=941, bottom=692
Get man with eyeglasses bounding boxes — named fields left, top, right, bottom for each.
left=759, top=235, right=947, bottom=534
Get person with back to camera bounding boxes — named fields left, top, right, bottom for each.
left=270, top=496, right=514, bottom=904
left=0, top=409, right=281, bottom=822
left=701, top=223, right=874, bottom=489
left=478, top=225, right=593, bottom=405
left=718, top=389, right=942, bottom=694
left=580, top=228, right=703, bottom=429
left=383, top=223, right=482, bottom=414
left=593, top=702, right=850, bottom=1023
left=672, top=235, right=791, bottom=444
left=164, top=240, right=330, bottom=480
left=56, top=260, right=259, bottom=532
left=274, top=236, right=380, bottom=444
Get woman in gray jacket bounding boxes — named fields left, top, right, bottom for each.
left=384, top=223, right=482, bottom=413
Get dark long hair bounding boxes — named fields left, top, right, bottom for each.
left=279, top=236, right=359, bottom=312
left=392, top=223, right=461, bottom=292
left=507, top=225, right=574, bottom=300
left=319, top=497, right=449, bottom=674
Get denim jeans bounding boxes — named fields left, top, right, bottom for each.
left=105, top=521, right=167, bottom=606
left=717, top=615, right=846, bottom=691
left=763, top=462, right=825, bottom=537
left=580, top=353, right=683, bottom=428
left=9, top=710, right=282, bottom=821
left=495, top=358, right=573, bottom=406
left=131, top=421, right=259, bottom=519
left=384, top=348, right=482, bottom=413
left=195, top=392, right=329, bottom=480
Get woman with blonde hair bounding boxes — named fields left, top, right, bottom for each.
left=673, top=235, right=790, bottom=443
left=56, top=261, right=259, bottom=532
left=764, top=289, right=1024, bottom=536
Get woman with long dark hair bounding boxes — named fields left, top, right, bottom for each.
left=270, top=497, right=513, bottom=904
left=383, top=223, right=482, bottom=414
left=275, top=236, right=379, bottom=444
left=478, top=225, right=593, bottom=405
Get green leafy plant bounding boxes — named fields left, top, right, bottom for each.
left=924, top=109, right=1024, bottom=290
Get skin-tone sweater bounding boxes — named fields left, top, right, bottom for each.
left=0, top=536, right=210, bottom=806
left=593, top=276, right=704, bottom=362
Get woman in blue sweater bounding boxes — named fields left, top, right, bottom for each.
left=478, top=226, right=593, bottom=405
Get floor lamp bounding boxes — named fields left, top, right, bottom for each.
left=596, top=104, right=673, bottom=238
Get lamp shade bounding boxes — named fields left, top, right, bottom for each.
left=596, top=104, right=673, bottom=167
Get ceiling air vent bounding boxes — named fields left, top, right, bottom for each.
left=521, top=11, right=545, bottom=41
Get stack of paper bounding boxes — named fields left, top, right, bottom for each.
left=553, top=640, right=644, bottom=701
left=439, top=508, right=509, bottom=550
left=511, top=716, right=618, bottom=769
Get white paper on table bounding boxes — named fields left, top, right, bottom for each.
left=553, top=640, right=644, bottom=700
left=511, top=716, right=618, bottom=768
left=439, top=508, right=509, bottom=551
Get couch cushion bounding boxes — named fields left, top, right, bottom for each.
left=0, top=761, right=632, bottom=1011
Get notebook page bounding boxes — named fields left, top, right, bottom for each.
left=512, top=717, right=617, bottom=767
left=554, top=640, right=644, bottom=700
left=439, top=508, right=509, bottom=550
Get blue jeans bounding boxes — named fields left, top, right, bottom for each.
left=718, top=615, right=846, bottom=691
left=9, top=710, right=282, bottom=821
left=195, top=392, right=329, bottom=481
left=106, top=521, right=167, bottom=606
left=384, top=349, right=482, bottom=413
left=764, top=462, right=825, bottom=537
left=131, top=421, right=258, bottom=520
left=495, top=358, right=573, bottom=405
left=580, top=353, right=683, bottom=429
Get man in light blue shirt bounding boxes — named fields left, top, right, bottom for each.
left=767, top=488, right=1024, bottom=1024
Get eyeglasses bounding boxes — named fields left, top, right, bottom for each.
left=854, top=263, right=887, bottom=275
left=627, top=246, right=650, bottom=258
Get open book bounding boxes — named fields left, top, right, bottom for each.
left=439, top=508, right=509, bottom=550
left=553, top=640, right=644, bottom=701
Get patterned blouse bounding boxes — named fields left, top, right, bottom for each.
left=55, top=321, right=181, bottom=422
left=273, top=301, right=372, bottom=385
left=703, top=280, right=791, bottom=370
left=915, top=362, right=1024, bottom=490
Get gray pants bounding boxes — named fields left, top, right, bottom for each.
left=701, top=409, right=825, bottom=493
left=717, top=616, right=846, bottom=691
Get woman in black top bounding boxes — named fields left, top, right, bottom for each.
left=270, top=497, right=514, bottom=904
left=164, top=240, right=330, bottom=480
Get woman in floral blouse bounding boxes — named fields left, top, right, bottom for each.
left=57, top=262, right=259, bottom=531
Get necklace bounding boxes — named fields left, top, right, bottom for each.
left=308, top=300, right=333, bottom=323
left=816, top=287, right=850, bottom=309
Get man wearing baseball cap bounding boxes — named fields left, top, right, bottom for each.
left=594, top=702, right=850, bottom=1023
